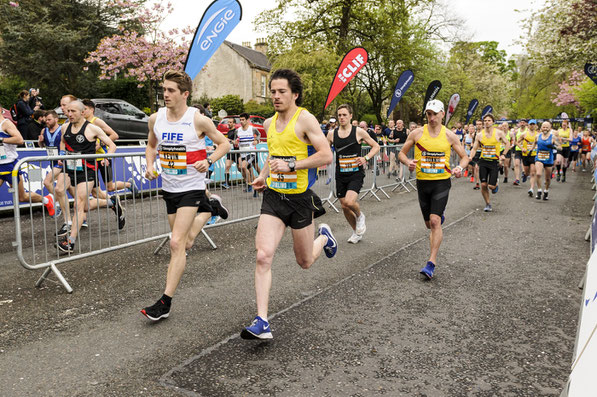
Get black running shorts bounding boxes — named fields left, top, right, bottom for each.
left=478, top=159, right=499, bottom=186
left=336, top=170, right=365, bottom=198
left=66, top=168, right=97, bottom=185
left=260, top=188, right=325, bottom=229
left=559, top=147, right=571, bottom=159
left=522, top=155, right=535, bottom=167
left=569, top=151, right=579, bottom=162
left=162, top=189, right=212, bottom=215
left=514, top=151, right=523, bottom=160
left=416, top=178, right=451, bottom=222
left=96, top=161, right=114, bottom=183
left=505, top=148, right=513, bottom=159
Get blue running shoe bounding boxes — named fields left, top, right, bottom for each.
left=81, top=219, right=88, bottom=228
left=318, top=223, right=337, bottom=258
left=207, top=215, right=220, bottom=225
left=420, top=261, right=435, bottom=279
left=491, top=185, right=498, bottom=194
left=241, top=316, right=273, bottom=340
left=522, top=174, right=527, bottom=183
left=441, top=213, right=445, bottom=225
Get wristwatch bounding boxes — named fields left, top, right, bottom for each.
left=288, top=160, right=296, bottom=172
left=206, top=157, right=213, bottom=166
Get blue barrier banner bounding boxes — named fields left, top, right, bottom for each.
left=465, top=99, right=478, bottom=124
left=387, top=70, right=414, bottom=118
left=0, top=145, right=269, bottom=210
left=184, top=0, right=243, bottom=80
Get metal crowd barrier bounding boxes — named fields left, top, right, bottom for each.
left=8, top=143, right=437, bottom=293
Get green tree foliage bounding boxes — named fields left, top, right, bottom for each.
left=444, top=41, right=515, bottom=121
left=0, top=75, right=26, bottom=110
left=211, top=95, right=244, bottom=116
left=0, top=0, right=128, bottom=107
left=257, top=0, right=458, bottom=124
left=575, top=80, right=597, bottom=116
left=243, top=100, right=275, bottom=119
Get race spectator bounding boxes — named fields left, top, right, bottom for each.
left=16, top=90, right=39, bottom=139
left=203, top=102, right=213, bottom=118
left=28, top=88, right=44, bottom=110
left=26, top=110, right=45, bottom=141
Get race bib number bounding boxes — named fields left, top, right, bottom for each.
left=571, top=145, right=579, bottom=151
left=66, top=151, right=83, bottom=171
left=420, top=151, right=446, bottom=174
left=339, top=155, right=359, bottom=172
left=269, top=155, right=297, bottom=190
left=46, top=147, right=58, bottom=157
left=0, top=144, right=6, bottom=161
left=159, top=144, right=187, bottom=175
left=537, top=150, right=550, bottom=161
left=481, top=145, right=497, bottom=159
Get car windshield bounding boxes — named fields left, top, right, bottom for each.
left=221, top=117, right=240, bottom=124
left=118, top=102, right=144, bottom=116
left=251, top=117, right=264, bottom=125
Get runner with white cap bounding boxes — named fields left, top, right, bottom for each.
left=398, top=99, right=469, bottom=280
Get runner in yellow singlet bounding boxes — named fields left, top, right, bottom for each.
left=555, top=118, right=572, bottom=182
left=398, top=99, right=469, bottom=280
left=513, top=119, right=528, bottom=185
left=517, top=119, right=539, bottom=197
left=240, top=69, right=335, bottom=340
left=469, top=114, right=510, bottom=212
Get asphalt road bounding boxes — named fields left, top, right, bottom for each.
left=0, top=168, right=592, bottom=396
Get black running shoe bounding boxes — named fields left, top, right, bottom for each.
left=110, top=195, right=126, bottom=229
left=503, top=177, right=508, bottom=183
left=556, top=174, right=561, bottom=182
left=55, top=239, right=74, bottom=253
left=140, top=299, right=170, bottom=322
left=543, top=191, right=549, bottom=200
left=209, top=194, right=229, bottom=219
left=57, top=223, right=70, bottom=237
left=536, top=191, right=542, bottom=200
left=561, top=175, right=566, bottom=183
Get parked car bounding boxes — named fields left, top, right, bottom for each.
left=56, top=98, right=149, bottom=140
left=216, top=115, right=267, bottom=142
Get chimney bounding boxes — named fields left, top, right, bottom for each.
left=254, top=38, right=268, bottom=55
left=242, top=41, right=252, bottom=48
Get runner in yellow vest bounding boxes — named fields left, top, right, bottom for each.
left=240, top=69, right=336, bottom=340
left=469, top=114, right=510, bottom=212
left=513, top=119, right=528, bottom=185
left=555, top=118, right=572, bottom=182
left=398, top=99, right=469, bottom=280
left=517, top=119, right=539, bottom=197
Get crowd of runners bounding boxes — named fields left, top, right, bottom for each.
left=1, top=68, right=594, bottom=341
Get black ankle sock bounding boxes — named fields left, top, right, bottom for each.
left=161, top=294, right=172, bottom=306
left=562, top=167, right=567, bottom=176
left=556, top=164, right=561, bottom=173
left=225, top=173, right=230, bottom=184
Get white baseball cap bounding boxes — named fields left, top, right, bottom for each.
left=425, top=99, right=444, bottom=113
left=329, top=118, right=337, bottom=123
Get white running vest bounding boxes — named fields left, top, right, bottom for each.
left=237, top=125, right=256, bottom=151
left=153, top=107, right=206, bottom=192
left=0, top=119, right=18, bottom=164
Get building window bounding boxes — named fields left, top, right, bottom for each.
left=261, top=75, right=267, bottom=97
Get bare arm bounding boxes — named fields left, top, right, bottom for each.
left=0, top=119, right=24, bottom=145
left=145, top=114, right=159, bottom=179
left=356, top=127, right=380, bottom=165
left=398, top=127, right=422, bottom=171
left=446, top=130, right=469, bottom=174
left=469, top=134, right=481, bottom=159
left=196, top=113, right=230, bottom=168
left=89, top=124, right=116, bottom=154
left=93, top=118, right=119, bottom=141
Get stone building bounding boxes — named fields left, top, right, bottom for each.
left=191, top=39, right=271, bottom=104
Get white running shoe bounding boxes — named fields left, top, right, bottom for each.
left=347, top=232, right=362, bottom=244
left=355, top=212, right=366, bottom=235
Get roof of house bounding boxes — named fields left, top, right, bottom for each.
left=225, top=41, right=271, bottom=72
